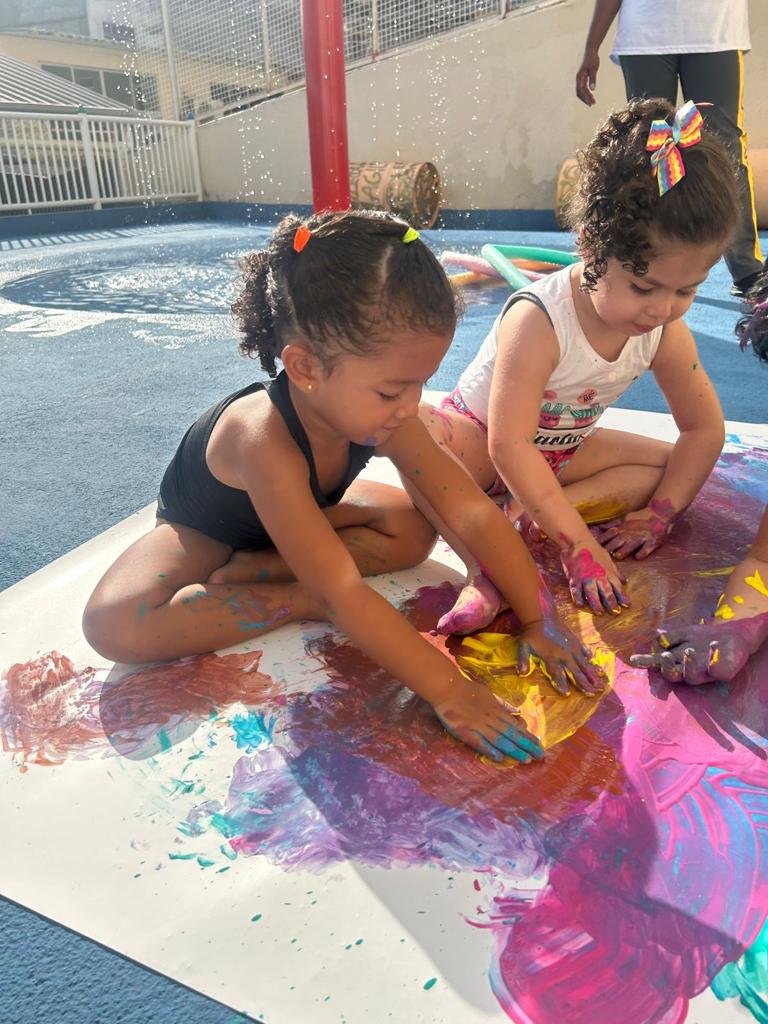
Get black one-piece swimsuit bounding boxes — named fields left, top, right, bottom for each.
left=157, top=371, right=375, bottom=549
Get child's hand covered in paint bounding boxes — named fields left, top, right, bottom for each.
left=591, top=500, right=677, bottom=561
left=433, top=679, right=545, bottom=764
left=629, top=614, right=768, bottom=684
left=558, top=533, right=630, bottom=615
left=517, top=619, right=607, bottom=696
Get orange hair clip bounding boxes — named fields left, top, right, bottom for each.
left=293, top=224, right=311, bottom=253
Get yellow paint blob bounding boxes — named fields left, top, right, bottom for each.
left=745, top=569, right=768, bottom=598
left=577, top=498, right=631, bottom=526
left=455, top=632, right=615, bottom=751
left=714, top=595, right=735, bottom=620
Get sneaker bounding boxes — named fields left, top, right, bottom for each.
left=731, top=272, right=761, bottom=299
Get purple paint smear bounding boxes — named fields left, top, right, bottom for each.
left=186, top=449, right=768, bottom=1024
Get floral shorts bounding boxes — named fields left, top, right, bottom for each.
left=440, top=386, right=581, bottom=497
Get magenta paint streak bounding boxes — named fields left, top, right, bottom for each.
left=3, top=448, right=768, bottom=1024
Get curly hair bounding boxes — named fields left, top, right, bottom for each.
left=566, top=98, right=740, bottom=289
left=736, top=270, right=768, bottom=364
left=231, top=209, right=460, bottom=377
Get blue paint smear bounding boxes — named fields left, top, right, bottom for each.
left=230, top=710, right=276, bottom=753
left=711, top=917, right=768, bottom=1022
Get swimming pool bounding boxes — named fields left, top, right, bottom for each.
left=2, top=221, right=764, bottom=591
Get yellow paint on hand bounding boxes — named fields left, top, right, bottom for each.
left=456, top=632, right=615, bottom=751
left=710, top=646, right=720, bottom=664
left=714, top=601, right=735, bottom=621
left=745, top=569, right=768, bottom=598
left=693, top=566, right=735, bottom=578
left=733, top=595, right=745, bottom=604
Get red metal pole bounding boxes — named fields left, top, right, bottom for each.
left=301, top=0, right=351, bottom=211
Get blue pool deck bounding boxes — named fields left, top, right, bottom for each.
left=1, top=221, right=766, bottom=1023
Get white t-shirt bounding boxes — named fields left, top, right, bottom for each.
left=611, top=0, right=750, bottom=62
left=456, top=266, right=664, bottom=454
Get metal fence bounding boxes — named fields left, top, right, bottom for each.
left=0, top=112, right=202, bottom=212
left=122, top=0, right=540, bottom=121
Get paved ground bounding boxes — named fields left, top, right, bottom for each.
left=1, top=224, right=765, bottom=1024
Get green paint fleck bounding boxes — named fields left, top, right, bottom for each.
left=217, top=866, right=231, bottom=873
left=168, top=851, right=197, bottom=861
left=423, top=977, right=438, bottom=991
left=158, top=573, right=169, bottom=579
left=133, top=873, right=141, bottom=879
left=345, top=944, right=352, bottom=950
left=157, top=729, right=172, bottom=752
left=692, top=362, right=698, bottom=370
left=197, top=856, right=215, bottom=868
left=355, top=938, right=363, bottom=945
left=220, top=843, right=237, bottom=861
left=251, top=913, right=262, bottom=922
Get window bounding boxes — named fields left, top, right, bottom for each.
left=42, top=64, right=74, bottom=82
left=39, top=64, right=160, bottom=113
left=73, top=67, right=101, bottom=93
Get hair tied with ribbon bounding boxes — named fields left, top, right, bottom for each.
left=293, top=224, right=311, bottom=253
left=402, top=226, right=420, bottom=244
left=646, top=100, right=704, bottom=196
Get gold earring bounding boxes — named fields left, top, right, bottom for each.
left=306, top=383, right=313, bottom=392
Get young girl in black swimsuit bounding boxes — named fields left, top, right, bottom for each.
left=83, top=210, right=603, bottom=763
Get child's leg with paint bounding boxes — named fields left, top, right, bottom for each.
left=83, top=480, right=435, bottom=664
left=419, top=401, right=673, bottom=631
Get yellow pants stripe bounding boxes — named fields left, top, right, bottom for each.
left=737, top=50, right=763, bottom=264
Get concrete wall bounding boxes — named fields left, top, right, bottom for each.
left=198, top=0, right=768, bottom=212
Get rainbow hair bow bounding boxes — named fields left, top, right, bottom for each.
left=645, top=100, right=704, bottom=196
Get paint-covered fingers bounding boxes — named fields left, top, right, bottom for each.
left=433, top=684, right=544, bottom=763
left=518, top=621, right=606, bottom=696
left=559, top=537, right=630, bottom=616
left=513, top=511, right=548, bottom=544
left=593, top=506, right=676, bottom=562
left=629, top=620, right=757, bottom=684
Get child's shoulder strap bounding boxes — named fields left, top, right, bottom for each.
left=500, top=289, right=553, bottom=327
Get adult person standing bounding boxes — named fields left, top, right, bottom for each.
left=575, top=0, right=764, bottom=297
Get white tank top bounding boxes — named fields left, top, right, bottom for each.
left=456, top=266, right=664, bottom=453
left=611, top=0, right=750, bottom=61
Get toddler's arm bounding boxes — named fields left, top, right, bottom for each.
left=594, top=320, right=725, bottom=560
left=383, top=416, right=606, bottom=695
left=486, top=301, right=629, bottom=614
left=233, top=416, right=543, bottom=763
left=630, top=506, right=768, bottom=683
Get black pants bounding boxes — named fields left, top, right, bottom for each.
left=620, top=51, right=763, bottom=285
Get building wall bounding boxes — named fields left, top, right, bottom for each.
left=198, top=0, right=768, bottom=211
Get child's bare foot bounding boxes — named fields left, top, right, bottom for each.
left=437, top=573, right=505, bottom=635
left=208, top=551, right=276, bottom=586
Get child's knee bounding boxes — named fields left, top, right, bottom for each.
left=400, top=507, right=437, bottom=565
left=82, top=595, right=147, bottom=664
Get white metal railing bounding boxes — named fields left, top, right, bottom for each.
left=0, top=112, right=202, bottom=212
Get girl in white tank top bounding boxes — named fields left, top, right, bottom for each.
left=417, top=98, right=733, bottom=637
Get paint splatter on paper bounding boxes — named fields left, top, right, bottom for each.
left=2, top=448, right=768, bottom=1023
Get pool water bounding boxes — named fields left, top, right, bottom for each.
left=1, top=221, right=764, bottom=591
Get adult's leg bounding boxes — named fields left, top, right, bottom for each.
left=679, top=50, right=763, bottom=288
left=619, top=53, right=679, bottom=103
